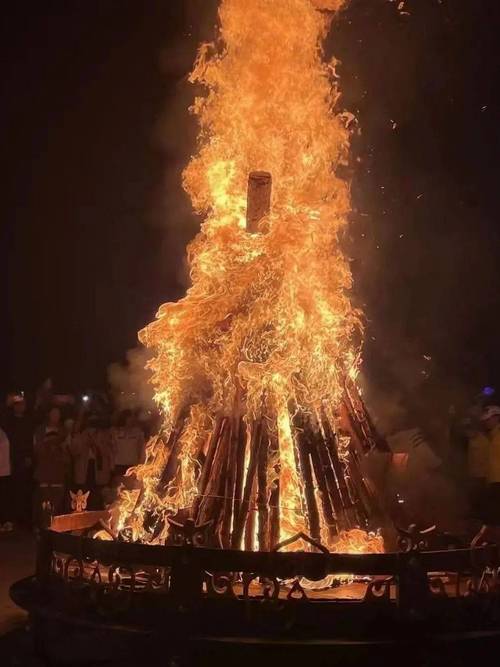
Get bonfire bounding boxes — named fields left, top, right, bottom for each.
left=113, top=0, right=388, bottom=555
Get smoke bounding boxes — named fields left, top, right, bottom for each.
left=106, top=4, right=222, bottom=412
left=148, top=0, right=221, bottom=290
left=107, top=347, right=155, bottom=412
left=323, top=0, right=491, bottom=448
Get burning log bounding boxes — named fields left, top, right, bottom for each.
left=244, top=481, right=257, bottom=551
left=220, top=415, right=240, bottom=547
left=246, top=171, right=272, bottom=233
left=343, top=381, right=390, bottom=454
left=137, top=414, right=189, bottom=540
left=307, top=430, right=338, bottom=540
left=158, top=411, right=189, bottom=489
left=198, top=418, right=231, bottom=534
left=197, top=419, right=231, bottom=528
left=231, top=418, right=248, bottom=543
left=193, top=416, right=226, bottom=520
left=268, top=432, right=280, bottom=550
left=232, top=420, right=263, bottom=548
left=295, top=420, right=321, bottom=542
left=321, top=417, right=350, bottom=502
left=309, top=425, right=344, bottom=527
left=257, top=426, right=270, bottom=551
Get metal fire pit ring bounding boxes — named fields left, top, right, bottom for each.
left=10, top=511, right=500, bottom=666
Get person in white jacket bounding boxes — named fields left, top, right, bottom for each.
left=0, top=427, right=13, bottom=531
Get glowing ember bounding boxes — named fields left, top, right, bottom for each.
left=114, top=0, right=385, bottom=555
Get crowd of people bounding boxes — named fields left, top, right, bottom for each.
left=0, top=390, right=152, bottom=532
left=390, top=402, right=500, bottom=541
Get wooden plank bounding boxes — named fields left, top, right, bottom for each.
left=257, top=426, right=270, bottom=551
left=220, top=415, right=239, bottom=548
left=321, top=416, right=353, bottom=513
left=51, top=511, right=109, bottom=533
left=192, top=416, right=224, bottom=519
left=307, top=430, right=338, bottom=539
left=231, top=418, right=248, bottom=547
left=198, top=419, right=230, bottom=527
left=232, top=421, right=262, bottom=549
left=268, top=432, right=280, bottom=550
left=296, top=422, right=321, bottom=542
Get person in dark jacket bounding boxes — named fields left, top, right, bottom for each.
left=2, top=395, right=34, bottom=527
left=33, top=406, right=69, bottom=527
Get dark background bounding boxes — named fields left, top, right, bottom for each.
left=2, top=0, right=499, bottom=412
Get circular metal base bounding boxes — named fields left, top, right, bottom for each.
left=12, top=576, right=500, bottom=667
left=10, top=515, right=500, bottom=666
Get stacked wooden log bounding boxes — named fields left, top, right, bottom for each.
left=175, top=382, right=389, bottom=550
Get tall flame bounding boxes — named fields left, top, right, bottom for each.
left=115, top=0, right=379, bottom=552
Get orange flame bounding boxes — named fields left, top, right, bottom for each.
left=114, top=0, right=380, bottom=553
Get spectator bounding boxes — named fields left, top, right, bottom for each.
left=446, top=406, right=469, bottom=484
left=472, top=406, right=500, bottom=546
left=384, top=425, right=467, bottom=535
left=0, top=427, right=13, bottom=532
left=33, top=406, right=69, bottom=526
left=3, top=395, right=34, bottom=527
left=111, top=410, right=145, bottom=478
left=34, top=378, right=54, bottom=421
left=465, top=418, right=488, bottom=523
left=70, top=414, right=114, bottom=510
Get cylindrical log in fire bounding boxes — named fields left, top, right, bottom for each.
left=257, top=427, right=270, bottom=551
left=220, top=414, right=241, bottom=547
left=295, top=419, right=321, bottom=542
left=268, top=432, right=280, bottom=549
left=231, top=417, right=248, bottom=547
left=246, top=171, right=272, bottom=233
left=193, top=416, right=226, bottom=520
left=307, top=430, right=338, bottom=540
left=232, top=420, right=263, bottom=548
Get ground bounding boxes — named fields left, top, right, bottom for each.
left=0, top=529, right=39, bottom=665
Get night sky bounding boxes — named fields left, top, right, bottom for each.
left=2, top=1, right=500, bottom=413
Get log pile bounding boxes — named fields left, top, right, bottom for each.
left=151, top=173, right=391, bottom=550
left=167, top=380, right=390, bottom=550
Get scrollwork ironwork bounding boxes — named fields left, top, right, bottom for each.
left=397, top=524, right=436, bottom=553
left=204, top=572, right=236, bottom=598
left=108, top=565, right=136, bottom=592
left=143, top=566, right=170, bottom=592
left=64, top=557, right=84, bottom=583
left=167, top=517, right=213, bottom=547
left=273, top=531, right=329, bottom=554
left=364, top=576, right=392, bottom=602
left=428, top=576, right=448, bottom=597
left=286, top=579, right=308, bottom=601
left=243, top=573, right=280, bottom=600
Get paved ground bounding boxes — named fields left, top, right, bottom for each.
left=0, top=529, right=40, bottom=665
left=0, top=529, right=35, bottom=633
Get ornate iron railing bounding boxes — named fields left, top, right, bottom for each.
left=27, top=512, right=500, bottom=640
